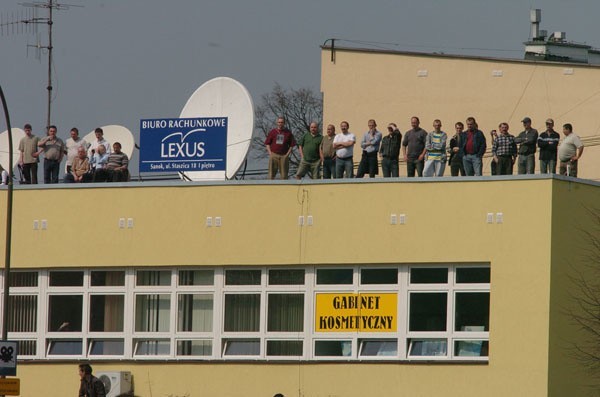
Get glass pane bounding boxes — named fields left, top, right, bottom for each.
left=10, top=272, right=38, bottom=287
left=177, top=294, right=213, bottom=332
left=134, top=339, right=170, bottom=355
left=225, top=270, right=261, bottom=285
left=314, top=340, right=352, bottom=357
left=90, top=295, right=125, bottom=332
left=361, top=268, right=398, bottom=285
left=48, top=295, right=83, bottom=332
left=47, top=339, right=82, bottom=355
left=135, top=294, right=171, bottom=332
left=268, top=294, right=304, bottom=332
left=224, top=294, right=260, bottom=332
left=223, top=339, right=260, bottom=356
left=178, top=270, right=214, bottom=286
left=454, top=340, right=489, bottom=357
left=359, top=340, right=398, bottom=356
left=410, top=268, right=448, bottom=284
left=268, top=269, right=305, bottom=285
left=409, top=293, right=447, bottom=331
left=90, top=271, right=125, bottom=286
left=408, top=339, right=447, bottom=356
left=49, top=271, right=84, bottom=287
left=136, top=270, right=171, bottom=286
left=17, top=340, right=36, bottom=356
left=89, top=339, right=124, bottom=355
left=177, top=340, right=212, bottom=356
left=267, top=340, right=303, bottom=356
left=456, top=268, right=490, bottom=284
left=8, top=295, right=37, bottom=332
left=316, top=269, right=353, bottom=285
left=455, top=292, right=490, bottom=332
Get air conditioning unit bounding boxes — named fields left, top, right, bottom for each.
left=97, top=371, right=132, bottom=397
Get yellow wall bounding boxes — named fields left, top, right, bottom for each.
left=0, top=178, right=592, bottom=396
left=321, top=48, right=600, bottom=180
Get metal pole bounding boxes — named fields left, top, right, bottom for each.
left=0, top=84, right=14, bottom=342
left=46, top=0, right=53, bottom=128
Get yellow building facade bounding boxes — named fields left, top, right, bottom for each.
left=320, top=46, right=600, bottom=180
left=0, top=176, right=598, bottom=396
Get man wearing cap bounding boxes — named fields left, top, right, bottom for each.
left=537, top=118, right=560, bottom=174
left=18, top=123, right=41, bottom=184
left=558, top=123, right=584, bottom=177
left=514, top=117, right=538, bottom=174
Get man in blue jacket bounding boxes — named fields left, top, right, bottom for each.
left=460, top=117, right=487, bottom=176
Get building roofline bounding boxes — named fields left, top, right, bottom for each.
left=320, top=45, right=600, bottom=69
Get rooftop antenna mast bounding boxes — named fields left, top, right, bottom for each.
left=1, top=1, right=80, bottom=129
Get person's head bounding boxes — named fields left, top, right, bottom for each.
left=340, top=121, right=349, bottom=133
left=273, top=394, right=285, bottom=397
left=24, top=123, right=32, bottom=136
left=367, top=119, right=376, bottom=131
left=499, top=122, right=509, bottom=134
left=433, top=119, right=442, bottom=131
left=48, top=125, right=57, bottom=137
left=113, top=142, right=122, bottom=154
left=326, top=124, right=335, bottom=136
left=309, top=122, right=318, bottom=135
left=455, top=122, right=464, bottom=132
left=387, top=123, right=397, bottom=134
left=78, top=363, right=92, bottom=379
left=276, top=117, right=285, bottom=130
left=545, top=118, right=554, bottom=130
left=94, top=127, right=104, bottom=141
left=70, top=128, right=79, bottom=140
left=522, top=117, right=532, bottom=129
left=563, top=123, right=573, bottom=136
left=77, top=147, right=87, bottom=159
left=466, top=117, right=476, bottom=131
left=97, top=145, right=106, bottom=155
left=410, top=116, right=420, bottom=129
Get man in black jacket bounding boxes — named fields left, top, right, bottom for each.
left=79, top=364, right=106, bottom=397
left=379, top=123, right=402, bottom=177
left=514, top=117, right=539, bottom=174
left=537, top=118, right=560, bottom=174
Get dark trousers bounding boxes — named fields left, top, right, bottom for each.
left=381, top=157, right=399, bottom=177
left=322, top=158, right=335, bottom=179
left=22, top=162, right=38, bottom=184
left=496, top=156, right=513, bottom=175
left=450, top=157, right=465, bottom=176
left=356, top=151, right=378, bottom=178
left=406, top=158, right=424, bottom=177
left=43, top=159, right=60, bottom=184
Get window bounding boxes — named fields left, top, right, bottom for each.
left=48, top=295, right=83, bottom=332
left=314, top=340, right=352, bottom=357
left=135, top=294, right=170, bottom=332
left=177, top=294, right=213, bottom=332
left=90, top=295, right=124, bottom=332
left=361, top=268, right=398, bottom=285
left=91, top=271, right=125, bottom=286
left=224, top=294, right=260, bottom=332
left=136, top=270, right=170, bottom=286
left=409, top=293, right=447, bottom=332
left=225, top=270, right=261, bottom=285
left=179, top=270, right=213, bottom=286
left=267, top=294, right=303, bottom=332
left=316, top=268, right=353, bottom=285
left=49, top=271, right=83, bottom=287
left=269, top=269, right=304, bottom=285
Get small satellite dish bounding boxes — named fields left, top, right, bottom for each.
left=0, top=128, right=25, bottom=171
left=179, top=76, right=254, bottom=180
left=82, top=125, right=135, bottom=159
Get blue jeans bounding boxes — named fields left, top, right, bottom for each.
left=44, top=159, right=60, bottom=184
left=335, top=157, right=354, bottom=178
left=539, top=159, right=556, bottom=174
left=322, top=158, right=335, bottom=179
left=463, top=154, right=482, bottom=176
left=381, top=157, right=399, bottom=177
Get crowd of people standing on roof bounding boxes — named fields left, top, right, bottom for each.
left=13, top=123, right=129, bottom=185
left=265, top=116, right=584, bottom=180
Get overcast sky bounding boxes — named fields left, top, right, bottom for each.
left=1, top=0, right=600, bottom=175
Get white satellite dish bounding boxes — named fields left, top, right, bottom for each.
left=82, top=125, right=135, bottom=160
left=179, top=76, right=254, bottom=180
left=0, top=128, right=25, bottom=171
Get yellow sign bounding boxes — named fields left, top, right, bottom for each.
left=315, top=293, right=397, bottom=332
left=0, top=378, right=20, bottom=396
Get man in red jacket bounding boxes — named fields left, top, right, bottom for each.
left=265, top=117, right=296, bottom=179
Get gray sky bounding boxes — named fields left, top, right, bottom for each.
left=2, top=0, right=599, bottom=175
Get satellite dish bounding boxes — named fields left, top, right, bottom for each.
left=0, top=128, right=25, bottom=171
left=179, top=76, right=254, bottom=180
left=82, top=125, right=135, bottom=159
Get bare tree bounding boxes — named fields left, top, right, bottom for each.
left=250, top=83, right=322, bottom=170
left=567, top=207, right=600, bottom=381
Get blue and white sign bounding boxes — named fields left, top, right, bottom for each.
left=139, top=117, right=227, bottom=173
left=0, top=341, right=17, bottom=376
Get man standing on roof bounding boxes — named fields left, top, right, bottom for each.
left=401, top=116, right=427, bottom=177
left=265, top=117, right=296, bottom=180
left=514, top=117, right=538, bottom=174
left=537, top=118, right=560, bottom=174
left=459, top=117, right=486, bottom=176
left=558, top=123, right=584, bottom=178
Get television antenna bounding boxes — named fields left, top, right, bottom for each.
left=1, top=1, right=81, bottom=129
